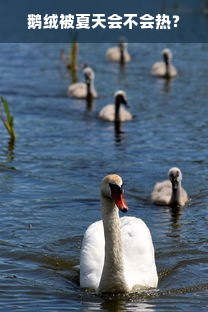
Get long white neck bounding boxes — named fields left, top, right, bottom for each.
left=98, top=196, right=128, bottom=293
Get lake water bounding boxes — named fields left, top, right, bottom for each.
left=0, top=43, right=207, bottom=311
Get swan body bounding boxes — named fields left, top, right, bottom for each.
left=106, top=41, right=131, bottom=64
left=67, top=67, right=97, bottom=98
left=151, top=49, right=178, bottom=78
left=151, top=167, right=188, bottom=208
left=80, top=174, right=158, bottom=293
left=99, top=90, right=132, bottom=122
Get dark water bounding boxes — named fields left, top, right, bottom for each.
left=0, top=43, right=207, bottom=311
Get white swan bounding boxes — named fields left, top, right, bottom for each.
left=80, top=174, right=158, bottom=293
left=151, top=48, right=178, bottom=78
left=99, top=90, right=132, bottom=122
left=151, top=167, right=188, bottom=208
left=67, top=66, right=97, bottom=98
left=106, top=40, right=131, bottom=64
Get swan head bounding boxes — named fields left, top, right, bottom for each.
left=101, top=174, right=128, bottom=213
left=83, top=67, right=95, bottom=84
left=114, top=90, right=128, bottom=107
left=168, top=167, right=182, bottom=190
left=162, top=48, right=172, bottom=65
left=118, top=37, right=128, bottom=50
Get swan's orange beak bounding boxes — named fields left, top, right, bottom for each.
left=109, top=183, right=128, bottom=213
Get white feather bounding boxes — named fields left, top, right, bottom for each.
left=67, top=67, right=97, bottom=98
left=80, top=217, right=157, bottom=291
left=151, top=167, right=188, bottom=207
left=106, top=46, right=131, bottom=63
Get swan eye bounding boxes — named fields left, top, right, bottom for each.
left=109, top=183, right=123, bottom=194
left=121, top=183, right=124, bottom=193
left=169, top=173, right=173, bottom=179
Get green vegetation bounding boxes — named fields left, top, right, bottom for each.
left=69, top=37, right=78, bottom=71
left=0, top=96, right=16, bottom=142
left=68, top=35, right=79, bottom=83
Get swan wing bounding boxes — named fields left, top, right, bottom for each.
left=121, top=216, right=158, bottom=290
left=169, top=64, right=178, bottom=76
left=119, top=106, right=133, bottom=121
left=151, top=61, right=166, bottom=76
left=67, top=82, right=87, bottom=98
left=106, top=47, right=120, bottom=61
left=151, top=180, right=172, bottom=205
left=180, top=187, right=189, bottom=206
left=80, top=220, right=104, bottom=290
left=99, top=104, right=115, bottom=121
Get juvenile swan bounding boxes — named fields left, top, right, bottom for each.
left=151, top=48, right=178, bottom=78
left=106, top=40, right=131, bottom=64
left=151, top=167, right=188, bottom=208
left=99, top=90, right=132, bottom=122
left=67, top=66, right=97, bottom=98
left=80, top=174, right=158, bottom=293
